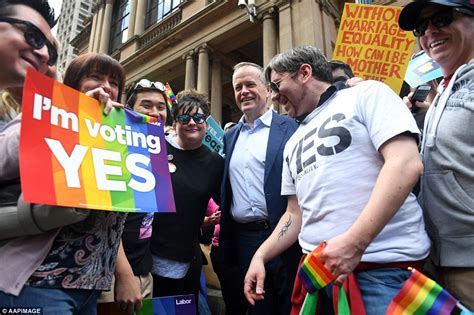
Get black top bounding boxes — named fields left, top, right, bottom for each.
left=122, top=212, right=154, bottom=276
left=150, top=143, right=224, bottom=262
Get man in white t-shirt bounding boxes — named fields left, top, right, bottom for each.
left=243, top=46, right=430, bottom=315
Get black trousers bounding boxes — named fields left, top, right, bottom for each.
left=152, top=244, right=202, bottom=313
left=210, top=245, right=248, bottom=315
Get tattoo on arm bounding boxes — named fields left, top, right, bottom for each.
left=278, top=215, right=292, bottom=240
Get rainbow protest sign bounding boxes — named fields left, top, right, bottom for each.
left=19, top=69, right=175, bottom=213
left=332, top=3, right=415, bottom=93
left=387, top=269, right=458, bottom=315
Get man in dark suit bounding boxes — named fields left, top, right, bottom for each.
left=219, top=62, right=301, bottom=315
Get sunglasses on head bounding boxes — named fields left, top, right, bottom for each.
left=132, top=79, right=166, bottom=92
left=0, top=17, right=57, bottom=66
left=175, top=113, right=207, bottom=124
left=413, top=8, right=474, bottom=37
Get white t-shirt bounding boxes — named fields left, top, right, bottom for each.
left=281, top=81, right=430, bottom=263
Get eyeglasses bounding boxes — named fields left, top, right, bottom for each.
left=132, top=79, right=166, bottom=92
left=175, top=113, right=207, bottom=124
left=0, top=17, right=57, bottom=66
left=269, top=73, right=294, bottom=94
left=413, top=8, right=474, bottom=37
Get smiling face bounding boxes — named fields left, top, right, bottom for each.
left=232, top=65, right=269, bottom=124
left=418, top=5, right=474, bottom=75
left=269, top=70, right=302, bottom=117
left=269, top=64, right=320, bottom=118
left=132, top=90, right=168, bottom=123
left=0, top=5, right=54, bottom=89
left=173, top=106, right=207, bottom=150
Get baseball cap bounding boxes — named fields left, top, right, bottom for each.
left=398, top=0, right=474, bottom=30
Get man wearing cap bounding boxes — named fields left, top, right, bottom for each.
left=399, top=0, right=474, bottom=308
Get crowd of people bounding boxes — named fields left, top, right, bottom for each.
left=0, top=0, right=472, bottom=314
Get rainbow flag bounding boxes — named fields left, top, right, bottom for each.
left=298, top=243, right=335, bottom=293
left=164, top=82, right=175, bottom=112
left=387, top=269, right=458, bottom=315
left=128, top=109, right=159, bottom=124
left=20, top=68, right=175, bottom=213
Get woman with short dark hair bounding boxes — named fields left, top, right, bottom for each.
left=150, top=90, right=224, bottom=310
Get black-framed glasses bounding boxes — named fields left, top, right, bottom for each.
left=413, top=8, right=474, bottom=37
left=269, top=73, right=294, bottom=94
left=0, top=17, right=57, bottom=66
left=132, top=79, right=166, bottom=92
left=175, top=113, right=207, bottom=124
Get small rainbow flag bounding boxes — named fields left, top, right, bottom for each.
left=164, top=82, right=175, bottom=112
left=298, top=242, right=335, bottom=293
left=127, top=109, right=159, bottom=124
left=387, top=269, right=458, bottom=315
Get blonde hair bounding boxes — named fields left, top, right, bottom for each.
left=0, top=89, right=21, bottom=123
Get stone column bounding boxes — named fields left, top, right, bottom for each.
left=128, top=0, right=138, bottom=37
left=93, top=3, right=104, bottom=52
left=210, top=57, right=222, bottom=123
left=88, top=12, right=98, bottom=52
left=135, top=0, right=147, bottom=35
left=183, top=50, right=196, bottom=90
left=262, top=8, right=277, bottom=66
left=278, top=3, right=293, bottom=53
left=99, top=0, right=114, bottom=54
left=197, top=44, right=210, bottom=96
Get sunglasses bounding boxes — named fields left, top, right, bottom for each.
left=175, top=113, right=207, bottom=124
left=0, top=17, right=57, bottom=66
left=413, top=8, right=474, bottom=37
left=132, top=79, right=166, bottom=92
left=269, top=72, right=294, bottom=94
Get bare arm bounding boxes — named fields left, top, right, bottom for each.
left=114, top=241, right=143, bottom=314
left=244, top=195, right=302, bottom=304
left=320, top=134, right=423, bottom=284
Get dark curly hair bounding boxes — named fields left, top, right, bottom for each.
left=174, top=89, right=210, bottom=118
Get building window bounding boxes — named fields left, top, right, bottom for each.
left=110, top=0, right=131, bottom=52
left=145, top=0, right=182, bottom=29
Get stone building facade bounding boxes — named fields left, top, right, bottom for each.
left=71, top=0, right=411, bottom=125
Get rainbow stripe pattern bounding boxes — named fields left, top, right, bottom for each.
left=128, top=109, right=159, bottom=124
left=387, top=269, right=458, bottom=315
left=298, top=242, right=335, bottom=293
left=165, top=82, right=175, bottom=112
left=20, top=69, right=175, bottom=213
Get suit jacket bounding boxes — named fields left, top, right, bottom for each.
left=219, top=111, right=300, bottom=266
